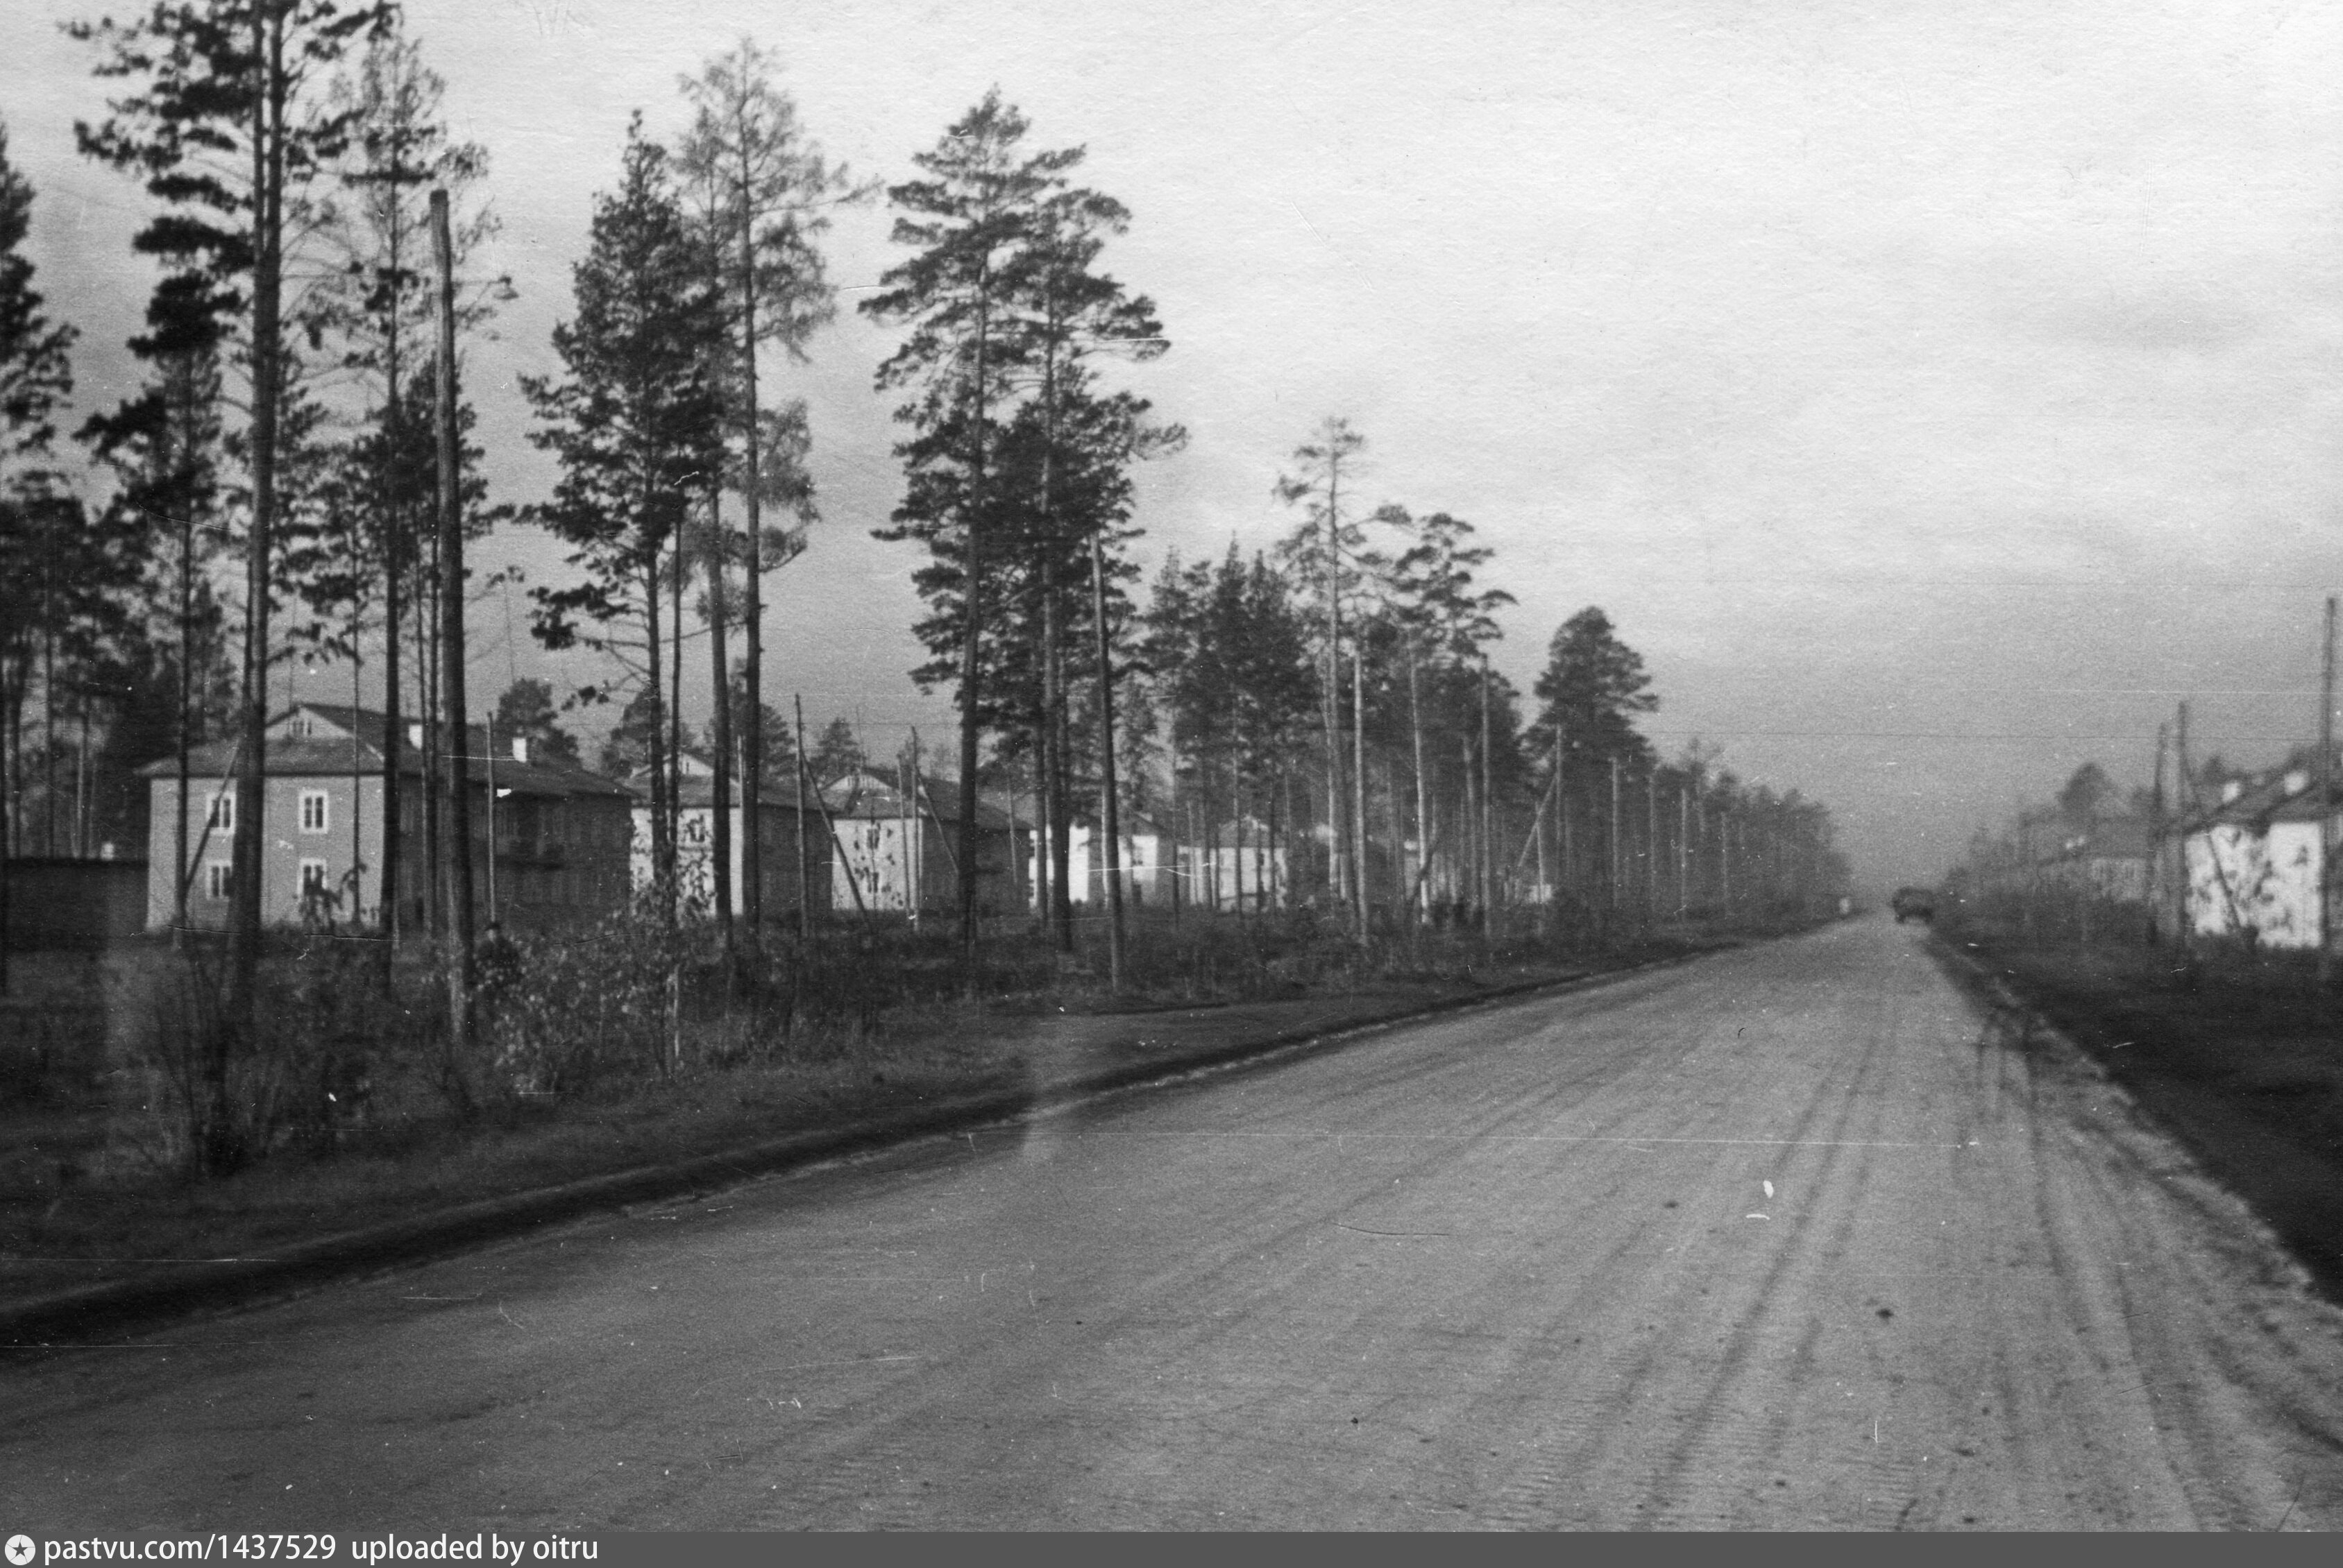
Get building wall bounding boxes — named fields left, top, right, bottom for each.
left=149, top=772, right=629, bottom=935
left=833, top=817, right=1020, bottom=916
left=2184, top=822, right=2310, bottom=946
left=1181, top=839, right=1292, bottom=914
left=147, top=772, right=387, bottom=931
left=632, top=803, right=828, bottom=919
left=1029, top=826, right=1172, bottom=909
left=498, top=793, right=632, bottom=930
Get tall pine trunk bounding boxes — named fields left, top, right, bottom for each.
left=735, top=177, right=766, bottom=933
left=228, top=9, right=287, bottom=1122
left=707, top=489, right=733, bottom=943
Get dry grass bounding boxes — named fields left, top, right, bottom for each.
left=1939, top=920, right=2343, bottom=1298
left=0, top=905, right=1818, bottom=1308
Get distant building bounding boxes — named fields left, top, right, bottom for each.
left=822, top=768, right=1029, bottom=916
left=2180, top=767, right=2342, bottom=949
left=2041, top=815, right=2152, bottom=904
left=1021, top=812, right=1177, bottom=910
left=623, top=753, right=830, bottom=919
left=1181, top=817, right=1290, bottom=914
left=142, top=702, right=634, bottom=934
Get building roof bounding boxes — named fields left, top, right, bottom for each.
left=2267, top=779, right=2343, bottom=824
left=2183, top=769, right=2337, bottom=832
left=622, top=772, right=815, bottom=811
left=974, top=792, right=1164, bottom=837
left=142, top=703, right=630, bottom=800
left=824, top=768, right=1017, bottom=830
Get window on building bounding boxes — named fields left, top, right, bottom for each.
left=299, top=789, right=330, bottom=833
left=206, top=792, right=234, bottom=832
left=204, top=862, right=233, bottom=900
left=299, top=859, right=330, bottom=901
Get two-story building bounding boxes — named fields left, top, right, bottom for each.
left=822, top=767, right=1029, bottom=917
left=143, top=702, right=634, bottom=935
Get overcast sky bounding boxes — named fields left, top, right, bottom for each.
left=8, top=0, right=2343, bottom=888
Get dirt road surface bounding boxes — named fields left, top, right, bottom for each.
left=8, top=919, right=2343, bottom=1530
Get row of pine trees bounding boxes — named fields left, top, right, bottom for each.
left=0, top=4, right=1852, bottom=1007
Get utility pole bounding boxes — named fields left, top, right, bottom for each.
left=2149, top=719, right=2168, bottom=946
left=2320, top=599, right=2336, bottom=999
left=229, top=6, right=288, bottom=1037
left=1355, top=636, right=1371, bottom=935
left=1410, top=651, right=1430, bottom=928
left=1646, top=767, right=1659, bottom=925
left=1090, top=531, right=1126, bottom=989
left=1719, top=804, right=1732, bottom=910
left=1677, top=781, right=1689, bottom=918
left=793, top=692, right=811, bottom=939
left=2176, top=700, right=2192, bottom=957
left=1609, top=756, right=1622, bottom=915
left=432, top=189, right=476, bottom=1050
left=483, top=710, right=497, bottom=926
left=1479, top=665, right=1494, bottom=928
left=1548, top=726, right=1564, bottom=932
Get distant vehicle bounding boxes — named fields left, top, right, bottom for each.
left=1891, top=887, right=1936, bottom=923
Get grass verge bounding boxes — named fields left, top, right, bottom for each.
left=1931, top=928, right=2343, bottom=1301
left=0, top=917, right=1768, bottom=1316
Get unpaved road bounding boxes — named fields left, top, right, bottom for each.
left=8, top=919, right=2343, bottom=1530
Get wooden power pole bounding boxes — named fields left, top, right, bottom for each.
left=2174, top=700, right=2192, bottom=956
left=2320, top=598, right=2336, bottom=999
left=432, top=189, right=476, bottom=1050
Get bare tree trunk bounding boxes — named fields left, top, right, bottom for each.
left=707, top=491, right=732, bottom=945
left=645, top=561, right=671, bottom=930
left=793, top=692, right=811, bottom=938
left=1352, top=636, right=1369, bottom=933
left=1409, top=651, right=1429, bottom=926
left=735, top=167, right=766, bottom=935
left=1090, top=530, right=1124, bottom=987
left=418, top=527, right=439, bottom=939
left=954, top=297, right=990, bottom=985
left=174, top=495, right=195, bottom=940
left=228, top=8, right=288, bottom=1109
left=1479, top=666, right=1494, bottom=928
left=1043, top=561, right=1071, bottom=951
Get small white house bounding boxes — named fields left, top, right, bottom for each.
left=2181, top=769, right=2341, bottom=948
left=822, top=768, right=1027, bottom=917
left=1179, top=817, right=1290, bottom=914
left=1025, top=812, right=1175, bottom=910
left=626, top=753, right=828, bottom=919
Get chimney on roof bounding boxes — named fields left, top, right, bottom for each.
left=510, top=735, right=529, bottom=764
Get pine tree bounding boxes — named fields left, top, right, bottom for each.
left=1274, top=417, right=1373, bottom=908
left=493, top=677, right=580, bottom=769
left=71, top=0, right=398, bottom=1057
left=306, top=17, right=499, bottom=946
left=0, top=116, right=79, bottom=962
left=677, top=40, right=865, bottom=933
left=863, top=88, right=1070, bottom=960
left=78, top=346, right=226, bottom=930
left=0, top=119, right=76, bottom=485
left=809, top=715, right=864, bottom=785
left=523, top=115, right=727, bottom=929
left=1387, top=509, right=1514, bottom=919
